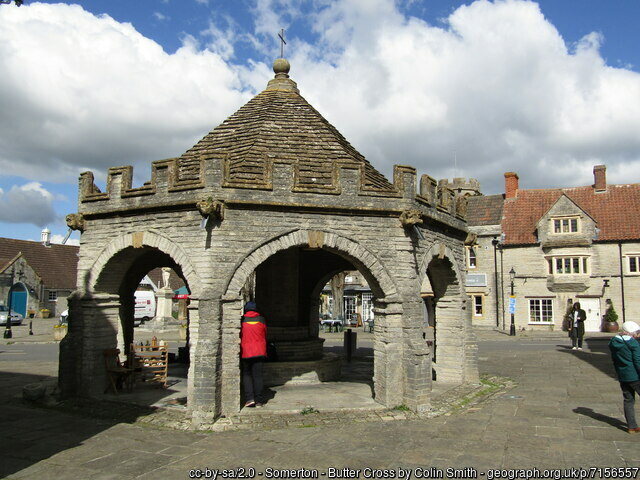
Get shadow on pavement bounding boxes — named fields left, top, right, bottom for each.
left=0, top=369, right=179, bottom=479
left=573, top=406, right=628, bottom=432
left=555, top=336, right=618, bottom=381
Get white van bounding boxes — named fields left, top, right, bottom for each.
left=134, top=290, right=156, bottom=326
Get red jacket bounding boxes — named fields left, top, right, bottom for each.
left=240, top=311, right=267, bottom=359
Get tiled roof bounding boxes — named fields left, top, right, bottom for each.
left=466, top=194, right=505, bottom=226
left=177, top=65, right=395, bottom=193
left=0, top=238, right=79, bottom=289
left=502, top=184, right=640, bottom=245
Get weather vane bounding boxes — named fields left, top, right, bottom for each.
left=278, top=28, right=286, bottom=58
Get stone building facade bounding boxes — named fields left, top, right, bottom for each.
left=0, top=237, right=79, bottom=318
left=466, top=165, right=640, bottom=332
left=58, top=59, right=478, bottom=424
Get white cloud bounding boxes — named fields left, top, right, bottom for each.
left=51, top=234, right=80, bottom=246
left=0, top=182, right=59, bottom=227
left=153, top=12, right=169, bottom=22
left=0, top=3, right=252, bottom=185
left=286, top=0, right=640, bottom=192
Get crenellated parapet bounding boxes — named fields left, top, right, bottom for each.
left=79, top=158, right=205, bottom=203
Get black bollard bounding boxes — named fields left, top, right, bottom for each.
left=344, top=328, right=357, bottom=363
left=29, top=320, right=33, bottom=335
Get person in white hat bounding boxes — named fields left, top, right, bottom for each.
left=609, top=321, right=640, bottom=433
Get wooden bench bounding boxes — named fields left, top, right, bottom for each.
left=130, top=341, right=169, bottom=388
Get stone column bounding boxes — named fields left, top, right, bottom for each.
left=373, top=298, right=404, bottom=408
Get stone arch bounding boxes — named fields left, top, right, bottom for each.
left=418, top=242, right=478, bottom=385
left=219, top=229, right=403, bottom=415
left=60, top=230, right=203, bottom=399
left=224, top=229, right=399, bottom=301
left=85, top=230, right=202, bottom=298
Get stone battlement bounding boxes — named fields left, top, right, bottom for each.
left=78, top=160, right=468, bottom=223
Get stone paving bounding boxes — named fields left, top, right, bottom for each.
left=1, top=329, right=639, bottom=479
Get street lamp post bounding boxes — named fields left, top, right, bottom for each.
left=509, top=267, right=516, bottom=336
left=491, top=238, right=500, bottom=328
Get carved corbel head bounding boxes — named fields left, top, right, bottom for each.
left=196, top=197, right=225, bottom=221
left=399, top=209, right=423, bottom=227
left=65, top=213, right=85, bottom=232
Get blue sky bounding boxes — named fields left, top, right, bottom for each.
left=1, top=0, right=640, bottom=244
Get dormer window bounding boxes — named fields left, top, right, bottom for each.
left=552, top=216, right=579, bottom=234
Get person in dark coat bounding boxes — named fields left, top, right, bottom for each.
left=240, top=301, right=267, bottom=407
left=609, top=321, right=640, bottom=433
left=569, top=301, right=587, bottom=350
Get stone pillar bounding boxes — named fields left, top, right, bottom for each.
left=220, top=296, right=243, bottom=417
left=373, top=298, right=404, bottom=408
left=188, top=297, right=221, bottom=427
left=59, top=293, right=121, bottom=397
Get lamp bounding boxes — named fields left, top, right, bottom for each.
left=509, top=267, right=516, bottom=336
left=491, top=238, right=500, bottom=328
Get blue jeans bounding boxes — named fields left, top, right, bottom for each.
left=620, top=380, right=640, bottom=429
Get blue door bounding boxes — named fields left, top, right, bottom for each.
left=11, top=284, right=27, bottom=317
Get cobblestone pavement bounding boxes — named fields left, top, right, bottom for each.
left=1, top=329, right=639, bottom=479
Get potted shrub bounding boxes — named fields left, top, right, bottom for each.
left=40, top=308, right=50, bottom=318
left=53, top=323, right=67, bottom=341
left=602, top=300, right=619, bottom=333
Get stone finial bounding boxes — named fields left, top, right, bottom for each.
left=66, top=213, right=85, bottom=232
left=196, top=198, right=225, bottom=221
left=399, top=209, right=423, bottom=227
left=273, top=58, right=290, bottom=77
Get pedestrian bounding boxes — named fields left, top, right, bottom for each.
left=569, top=301, right=586, bottom=350
left=240, top=301, right=267, bottom=408
left=609, top=321, right=640, bottom=434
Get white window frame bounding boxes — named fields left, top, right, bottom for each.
left=48, top=290, right=58, bottom=302
left=466, top=246, right=478, bottom=270
left=471, top=294, right=484, bottom=317
left=551, top=216, right=580, bottom=234
left=626, top=254, right=640, bottom=275
left=546, top=256, right=589, bottom=275
left=529, top=298, right=554, bottom=324
left=361, top=293, right=374, bottom=322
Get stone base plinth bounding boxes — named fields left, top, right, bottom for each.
left=140, top=316, right=180, bottom=332
left=271, top=337, right=324, bottom=361
left=263, top=353, right=341, bottom=387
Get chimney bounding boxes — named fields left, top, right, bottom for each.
left=504, top=172, right=519, bottom=199
left=594, top=165, right=607, bottom=192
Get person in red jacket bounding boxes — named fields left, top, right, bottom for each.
left=240, top=301, right=267, bottom=407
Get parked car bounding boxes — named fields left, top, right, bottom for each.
left=0, top=305, right=24, bottom=326
left=59, top=309, right=69, bottom=325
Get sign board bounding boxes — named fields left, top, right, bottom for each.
left=509, top=296, right=516, bottom=314
left=466, top=273, right=487, bottom=287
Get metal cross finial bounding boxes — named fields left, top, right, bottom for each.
left=278, top=28, right=286, bottom=58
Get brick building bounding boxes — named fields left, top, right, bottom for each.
left=59, top=59, right=479, bottom=424
left=466, top=165, right=640, bottom=332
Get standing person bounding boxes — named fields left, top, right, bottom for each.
left=569, top=301, right=587, bottom=350
left=609, top=321, right=640, bottom=433
left=240, top=301, right=267, bottom=408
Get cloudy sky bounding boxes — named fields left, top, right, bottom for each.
left=1, top=0, right=639, bottom=244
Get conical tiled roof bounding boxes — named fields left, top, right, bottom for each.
left=176, top=59, right=394, bottom=193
